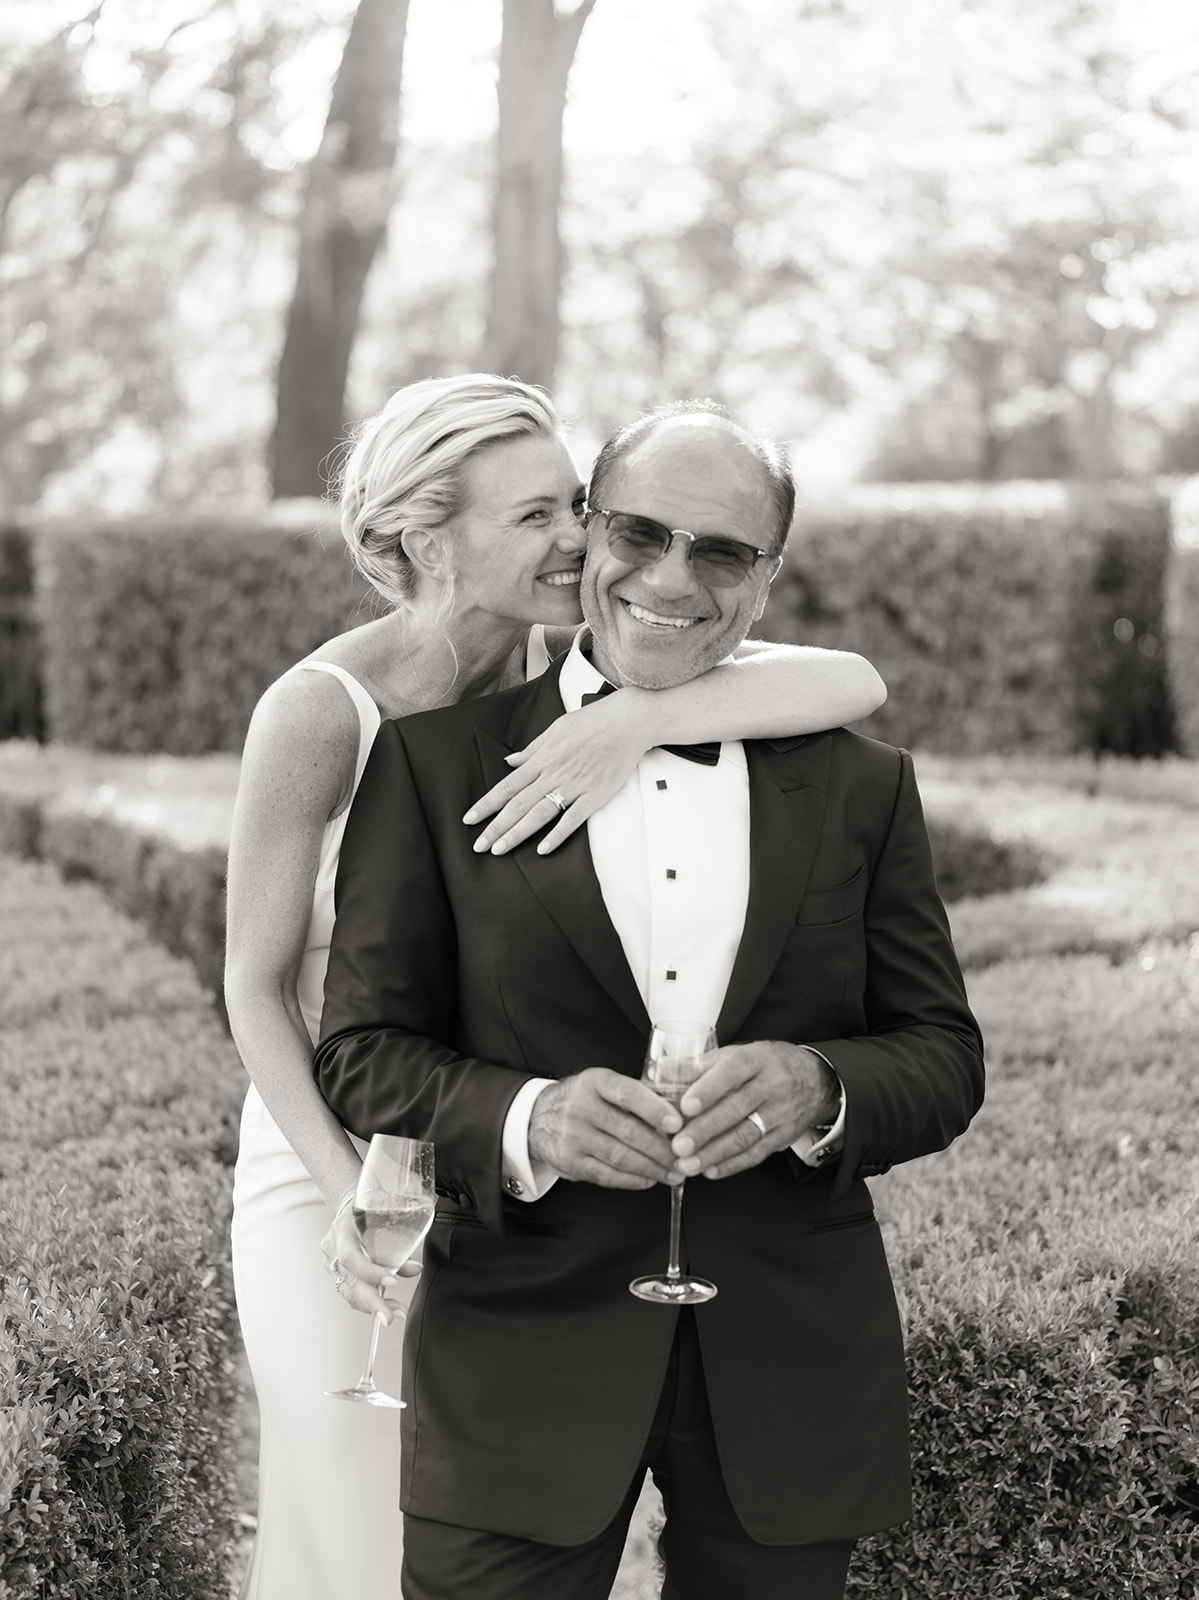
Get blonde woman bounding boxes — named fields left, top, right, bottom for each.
left=224, top=374, right=886, bottom=1599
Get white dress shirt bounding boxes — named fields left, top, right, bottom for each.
left=501, top=637, right=844, bottom=1199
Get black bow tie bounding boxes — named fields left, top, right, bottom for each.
left=581, top=683, right=720, bottom=767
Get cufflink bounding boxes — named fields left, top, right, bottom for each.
left=504, top=1176, right=525, bottom=1197
left=813, top=1146, right=833, bottom=1164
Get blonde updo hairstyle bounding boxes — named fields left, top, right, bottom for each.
left=335, top=374, right=563, bottom=610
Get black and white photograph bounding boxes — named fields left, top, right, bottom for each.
left=2, top=2, right=1197, bottom=1596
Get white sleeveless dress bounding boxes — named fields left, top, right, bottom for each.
left=230, top=634, right=553, bottom=1599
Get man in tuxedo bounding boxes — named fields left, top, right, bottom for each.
left=316, top=403, right=984, bottom=1600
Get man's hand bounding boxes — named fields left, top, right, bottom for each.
left=528, top=1069, right=684, bottom=1188
left=671, top=1041, right=841, bottom=1180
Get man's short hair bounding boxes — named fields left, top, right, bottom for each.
left=588, top=401, right=796, bottom=556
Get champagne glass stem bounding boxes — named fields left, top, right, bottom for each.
left=665, top=1181, right=685, bottom=1280
left=358, top=1311, right=385, bottom=1389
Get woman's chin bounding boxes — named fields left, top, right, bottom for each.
left=533, top=591, right=583, bottom=626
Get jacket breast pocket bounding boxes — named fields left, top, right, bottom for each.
left=795, top=864, right=867, bottom=927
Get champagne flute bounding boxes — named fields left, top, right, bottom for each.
left=326, top=1133, right=435, bottom=1408
left=630, top=1020, right=719, bottom=1305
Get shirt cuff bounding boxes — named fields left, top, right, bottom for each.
left=791, top=1049, right=845, bottom=1169
left=501, top=1078, right=560, bottom=1202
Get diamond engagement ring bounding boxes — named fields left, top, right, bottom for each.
left=545, top=790, right=568, bottom=811
left=745, top=1111, right=767, bottom=1138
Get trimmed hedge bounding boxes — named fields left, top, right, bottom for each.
left=1165, top=476, right=1199, bottom=757
left=924, top=815, right=1047, bottom=904
left=0, top=790, right=228, bottom=1011
left=849, top=1213, right=1199, bottom=1598
left=0, top=526, right=42, bottom=743
left=919, top=758, right=1199, bottom=972
left=17, top=477, right=1197, bottom=757
left=847, top=939, right=1199, bottom=1596
left=0, top=767, right=1040, bottom=1019
left=40, top=810, right=229, bottom=1005
left=34, top=502, right=369, bottom=755
left=759, top=480, right=1176, bottom=756
left=863, top=769, right=1198, bottom=1592
left=0, top=856, right=246, bottom=1599
left=2, top=755, right=1197, bottom=1595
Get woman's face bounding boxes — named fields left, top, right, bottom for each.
left=449, top=432, right=587, bottom=629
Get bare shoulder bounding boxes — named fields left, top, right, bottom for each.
left=239, top=666, right=364, bottom=823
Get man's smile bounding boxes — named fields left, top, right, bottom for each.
left=623, top=599, right=704, bottom=630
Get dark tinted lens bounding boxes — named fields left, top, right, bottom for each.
left=599, top=511, right=763, bottom=587
left=691, top=538, right=759, bottom=584
left=605, top=513, right=671, bottom=562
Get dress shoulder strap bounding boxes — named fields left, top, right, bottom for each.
left=292, top=660, right=382, bottom=790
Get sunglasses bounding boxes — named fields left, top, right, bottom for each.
left=586, top=508, right=775, bottom=589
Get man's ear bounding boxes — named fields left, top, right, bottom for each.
left=400, top=526, right=450, bottom=583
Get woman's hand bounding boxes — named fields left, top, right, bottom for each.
left=320, top=1190, right=421, bottom=1321
left=463, top=692, right=655, bottom=856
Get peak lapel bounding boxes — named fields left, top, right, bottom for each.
left=473, top=666, right=649, bottom=1038
left=716, top=735, right=832, bottom=1041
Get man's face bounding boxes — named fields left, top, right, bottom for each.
left=580, top=419, right=780, bottom=689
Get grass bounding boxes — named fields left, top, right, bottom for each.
left=2, top=739, right=1196, bottom=1595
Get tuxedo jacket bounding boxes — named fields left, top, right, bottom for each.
left=316, top=658, right=984, bottom=1548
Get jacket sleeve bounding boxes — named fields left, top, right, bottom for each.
left=811, top=749, right=985, bottom=1199
left=314, top=719, right=532, bottom=1232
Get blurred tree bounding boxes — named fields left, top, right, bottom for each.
left=857, top=0, right=1199, bottom=481
left=562, top=0, right=1199, bottom=482
left=270, top=0, right=410, bottom=497
left=481, top=0, right=598, bottom=388
left=3, top=0, right=1196, bottom=512
left=0, top=1, right=328, bottom=516
left=0, top=7, right=172, bottom=515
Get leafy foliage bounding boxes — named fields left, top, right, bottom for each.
left=21, top=475, right=1193, bottom=759
left=3, top=0, right=1198, bottom=511
left=1, top=723, right=1197, bottom=1595
left=758, top=479, right=1175, bottom=755
left=849, top=1233, right=1199, bottom=1598
left=924, top=816, right=1047, bottom=904
left=563, top=0, right=1199, bottom=485
left=0, top=2, right=333, bottom=515
left=848, top=933, right=1199, bottom=1595
left=0, top=526, right=41, bottom=741
left=1166, top=476, right=1199, bottom=757
left=34, top=506, right=369, bottom=755
left=0, top=857, right=245, bottom=1600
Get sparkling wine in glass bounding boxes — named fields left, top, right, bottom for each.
left=326, top=1134, right=435, bottom=1408
left=630, top=1021, right=718, bottom=1305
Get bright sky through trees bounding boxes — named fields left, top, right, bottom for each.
left=4, top=0, right=1199, bottom=514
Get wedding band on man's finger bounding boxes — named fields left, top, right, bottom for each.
left=745, top=1111, right=767, bottom=1139
left=544, top=790, right=568, bottom=812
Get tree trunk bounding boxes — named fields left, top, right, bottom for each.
left=270, top=0, right=410, bottom=499
left=481, top=0, right=598, bottom=389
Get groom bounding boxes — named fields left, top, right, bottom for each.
left=316, top=403, right=984, bottom=1600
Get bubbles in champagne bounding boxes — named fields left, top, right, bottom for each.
left=355, top=1196, right=435, bottom=1269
